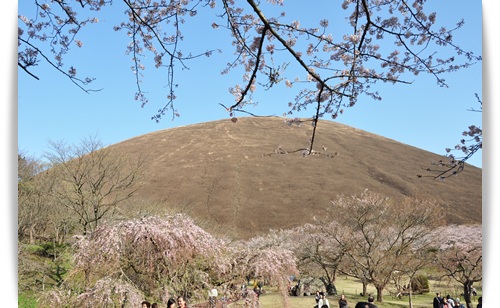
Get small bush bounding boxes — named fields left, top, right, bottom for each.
left=411, top=275, right=430, bottom=294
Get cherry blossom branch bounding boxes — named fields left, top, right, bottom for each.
left=246, top=0, right=344, bottom=98
left=418, top=95, right=482, bottom=179
left=18, top=38, right=99, bottom=93
left=227, top=25, right=268, bottom=111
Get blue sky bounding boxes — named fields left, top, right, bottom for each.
left=17, top=0, right=483, bottom=168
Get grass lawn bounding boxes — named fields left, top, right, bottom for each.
left=19, top=274, right=482, bottom=307
left=230, top=276, right=482, bottom=308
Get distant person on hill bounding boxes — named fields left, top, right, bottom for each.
left=433, top=293, right=442, bottom=308
left=338, top=294, right=348, bottom=308
left=354, top=295, right=377, bottom=308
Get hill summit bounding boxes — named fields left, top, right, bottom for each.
left=109, top=117, right=481, bottom=239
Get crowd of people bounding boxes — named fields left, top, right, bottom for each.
left=141, top=296, right=184, bottom=308
left=433, top=292, right=481, bottom=308
left=312, top=292, right=482, bottom=308
left=314, top=291, right=330, bottom=308
left=314, top=292, right=378, bottom=308
left=140, top=289, right=481, bottom=307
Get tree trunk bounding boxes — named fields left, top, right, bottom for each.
left=463, top=281, right=473, bottom=308
left=319, top=276, right=337, bottom=295
left=376, top=286, right=384, bottom=302
left=29, top=226, right=34, bottom=244
left=408, top=281, right=413, bottom=308
left=54, top=225, right=60, bottom=245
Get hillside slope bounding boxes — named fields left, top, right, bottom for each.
left=109, top=117, right=482, bottom=239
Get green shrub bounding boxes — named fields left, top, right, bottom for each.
left=411, top=274, right=430, bottom=294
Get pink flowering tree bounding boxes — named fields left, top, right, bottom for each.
left=18, top=0, right=480, bottom=153
left=429, top=225, right=482, bottom=308
left=242, top=233, right=299, bottom=284
left=37, top=214, right=298, bottom=307
left=283, top=223, right=348, bottom=296
left=36, top=214, right=228, bottom=306
left=73, top=214, right=228, bottom=302
left=230, top=226, right=345, bottom=296
left=328, top=190, right=439, bottom=302
left=37, top=277, right=146, bottom=308
left=225, top=231, right=299, bottom=308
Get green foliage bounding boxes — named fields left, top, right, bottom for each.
left=18, top=241, right=74, bottom=295
left=18, top=293, right=37, bottom=308
left=33, top=242, right=68, bottom=259
left=411, top=275, right=430, bottom=294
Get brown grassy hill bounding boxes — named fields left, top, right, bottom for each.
left=109, top=117, right=482, bottom=240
